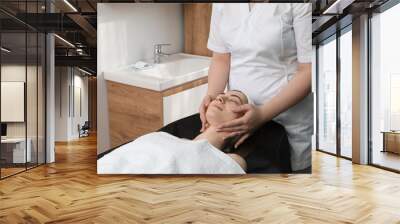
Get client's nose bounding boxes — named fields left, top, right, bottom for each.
left=216, top=96, right=225, bottom=104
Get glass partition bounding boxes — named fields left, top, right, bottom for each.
left=1, top=31, right=28, bottom=177
left=370, top=3, right=400, bottom=171
left=339, top=28, right=353, bottom=158
left=317, top=36, right=337, bottom=154
left=0, top=2, right=46, bottom=179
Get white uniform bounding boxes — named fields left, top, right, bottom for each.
left=207, top=3, right=313, bottom=171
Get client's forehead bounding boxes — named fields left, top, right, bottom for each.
left=225, top=90, right=247, bottom=104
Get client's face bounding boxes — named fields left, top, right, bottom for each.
left=206, top=90, right=248, bottom=127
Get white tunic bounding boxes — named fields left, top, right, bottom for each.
left=97, top=132, right=245, bottom=174
left=207, top=3, right=313, bottom=170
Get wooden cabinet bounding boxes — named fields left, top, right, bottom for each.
left=107, top=77, right=207, bottom=148
left=382, top=132, right=400, bottom=154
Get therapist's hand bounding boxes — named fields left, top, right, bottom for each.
left=217, top=104, right=266, bottom=148
left=199, top=95, right=215, bottom=132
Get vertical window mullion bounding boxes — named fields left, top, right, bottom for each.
left=336, top=28, right=341, bottom=157
left=25, top=0, right=28, bottom=171
left=367, top=11, right=373, bottom=165
left=36, top=0, right=39, bottom=167
left=316, top=45, right=320, bottom=151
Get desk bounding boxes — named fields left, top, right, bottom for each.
left=382, top=131, right=400, bottom=154
left=1, top=138, right=31, bottom=163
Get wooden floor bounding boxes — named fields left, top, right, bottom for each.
left=1, top=135, right=400, bottom=224
left=1, top=167, right=26, bottom=178
left=1, top=163, right=45, bottom=178
left=372, top=150, right=400, bottom=171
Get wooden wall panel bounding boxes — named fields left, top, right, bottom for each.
left=184, top=3, right=212, bottom=57
left=107, top=81, right=163, bottom=148
left=88, top=77, right=97, bottom=132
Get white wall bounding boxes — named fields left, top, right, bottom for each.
left=55, top=67, right=89, bottom=141
left=72, top=73, right=89, bottom=138
left=55, top=67, right=69, bottom=141
left=97, top=3, right=184, bottom=154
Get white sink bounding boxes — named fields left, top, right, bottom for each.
left=104, top=53, right=211, bottom=91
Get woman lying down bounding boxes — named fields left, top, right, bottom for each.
left=98, top=90, right=255, bottom=174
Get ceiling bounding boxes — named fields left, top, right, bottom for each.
left=0, top=0, right=99, bottom=73
left=312, top=0, right=391, bottom=43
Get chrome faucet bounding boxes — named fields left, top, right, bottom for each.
left=154, top=43, right=170, bottom=64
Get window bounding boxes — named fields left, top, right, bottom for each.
left=0, top=2, right=47, bottom=179
left=370, top=2, right=400, bottom=171
left=317, top=36, right=337, bottom=154
left=339, top=28, right=352, bottom=158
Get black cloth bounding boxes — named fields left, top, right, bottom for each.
left=158, top=114, right=292, bottom=173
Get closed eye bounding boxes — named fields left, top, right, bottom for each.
left=216, top=93, right=243, bottom=105
left=228, top=95, right=242, bottom=105
left=228, top=98, right=241, bottom=105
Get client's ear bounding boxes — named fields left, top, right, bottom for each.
left=201, top=121, right=210, bottom=132
left=204, top=122, right=210, bottom=129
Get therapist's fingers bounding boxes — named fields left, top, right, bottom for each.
left=234, top=133, right=250, bottom=148
left=217, top=118, right=246, bottom=130
left=199, top=97, right=212, bottom=132
left=231, top=104, right=252, bottom=113
left=223, top=131, right=243, bottom=140
left=200, top=115, right=207, bottom=132
left=200, top=105, right=207, bottom=132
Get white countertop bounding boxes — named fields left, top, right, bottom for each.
left=1, top=138, right=27, bottom=143
left=103, top=53, right=211, bottom=91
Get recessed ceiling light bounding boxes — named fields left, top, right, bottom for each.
left=54, top=34, right=75, bottom=48
left=323, top=0, right=354, bottom=15
left=1, top=47, right=11, bottom=53
left=63, top=0, right=78, bottom=12
left=78, top=67, right=93, bottom=76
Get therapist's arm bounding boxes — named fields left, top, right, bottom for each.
left=259, top=63, right=311, bottom=121
left=217, top=63, right=311, bottom=146
left=199, top=52, right=231, bottom=131
left=258, top=3, right=312, bottom=121
left=206, top=52, right=231, bottom=97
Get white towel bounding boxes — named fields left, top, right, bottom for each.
left=97, top=132, right=245, bottom=174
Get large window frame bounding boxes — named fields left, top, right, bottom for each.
left=0, top=2, right=47, bottom=180
left=315, top=0, right=400, bottom=173
left=338, top=25, right=353, bottom=159
left=316, top=34, right=337, bottom=156
left=367, top=0, right=400, bottom=173
left=315, top=24, right=353, bottom=160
